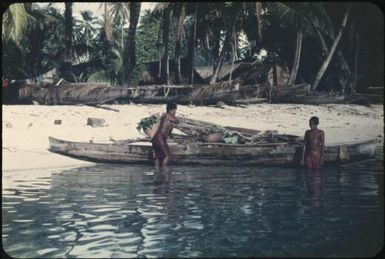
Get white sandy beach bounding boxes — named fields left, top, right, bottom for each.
left=2, top=103, right=383, bottom=172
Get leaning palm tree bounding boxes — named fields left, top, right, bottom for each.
left=209, top=2, right=244, bottom=85
left=270, top=2, right=331, bottom=86
left=311, top=4, right=351, bottom=93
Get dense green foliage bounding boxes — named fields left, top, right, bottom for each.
left=2, top=2, right=383, bottom=92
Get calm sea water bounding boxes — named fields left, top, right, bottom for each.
left=2, top=148, right=383, bottom=258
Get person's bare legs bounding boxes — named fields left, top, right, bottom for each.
left=162, top=156, right=171, bottom=166
left=155, top=158, right=161, bottom=167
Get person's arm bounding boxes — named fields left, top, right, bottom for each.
left=168, top=115, right=179, bottom=124
left=320, top=130, right=325, bottom=165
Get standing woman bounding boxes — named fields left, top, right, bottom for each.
left=152, top=102, right=179, bottom=166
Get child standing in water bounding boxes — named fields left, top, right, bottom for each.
left=301, top=116, right=325, bottom=169
left=152, top=102, right=178, bottom=167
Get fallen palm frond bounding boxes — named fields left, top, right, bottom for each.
left=21, top=83, right=128, bottom=105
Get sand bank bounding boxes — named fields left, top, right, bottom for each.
left=2, top=103, right=383, bottom=172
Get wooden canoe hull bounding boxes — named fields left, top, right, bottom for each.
left=48, top=137, right=377, bottom=166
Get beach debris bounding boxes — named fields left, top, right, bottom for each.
left=27, top=123, right=33, bottom=128
left=54, top=119, right=62, bottom=125
left=215, top=101, right=226, bottom=108
left=5, top=122, right=12, bottom=128
left=87, top=117, right=106, bottom=127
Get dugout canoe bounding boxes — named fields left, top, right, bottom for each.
left=48, top=137, right=377, bottom=166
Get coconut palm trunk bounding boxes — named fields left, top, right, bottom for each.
left=212, top=26, right=221, bottom=73
left=175, top=2, right=186, bottom=83
left=311, top=6, right=350, bottom=93
left=63, top=2, right=73, bottom=80
left=160, top=5, right=172, bottom=84
left=286, top=29, right=303, bottom=86
left=353, top=32, right=359, bottom=93
left=123, top=2, right=141, bottom=83
left=255, top=2, right=263, bottom=45
left=186, top=3, right=198, bottom=84
left=210, top=29, right=231, bottom=85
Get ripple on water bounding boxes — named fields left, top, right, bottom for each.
left=2, top=162, right=383, bottom=258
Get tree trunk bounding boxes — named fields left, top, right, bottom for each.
left=255, top=2, right=263, bottom=45
left=229, top=25, right=237, bottom=83
left=315, top=26, right=329, bottom=56
left=123, top=2, right=141, bottom=83
left=212, top=26, right=221, bottom=73
left=352, top=32, right=359, bottom=94
left=272, top=62, right=278, bottom=86
left=63, top=3, right=73, bottom=80
left=210, top=29, right=231, bottom=85
left=314, top=22, right=353, bottom=94
left=157, top=13, right=163, bottom=78
left=121, top=18, right=124, bottom=49
left=286, top=29, right=303, bottom=86
left=186, top=4, right=198, bottom=84
left=175, top=2, right=186, bottom=84
left=311, top=6, right=350, bottom=93
left=161, top=5, right=172, bottom=84
left=103, top=3, right=113, bottom=43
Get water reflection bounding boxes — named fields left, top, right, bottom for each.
left=304, top=169, right=325, bottom=209
left=2, top=156, right=383, bottom=258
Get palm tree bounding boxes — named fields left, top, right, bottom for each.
left=152, top=3, right=173, bottom=84
left=311, top=5, right=351, bottom=93
left=186, top=3, right=198, bottom=84
left=98, top=3, right=113, bottom=43
left=75, top=11, right=98, bottom=60
left=270, top=2, right=332, bottom=86
left=255, top=2, right=263, bottom=46
left=174, top=2, right=187, bottom=83
left=108, top=2, right=130, bottom=49
left=2, top=3, right=36, bottom=45
left=63, top=2, right=73, bottom=79
left=122, top=2, right=141, bottom=83
left=209, top=2, right=244, bottom=85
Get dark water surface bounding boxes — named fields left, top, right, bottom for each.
left=3, top=149, right=383, bottom=258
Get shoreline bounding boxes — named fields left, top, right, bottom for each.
left=2, top=103, right=383, bottom=172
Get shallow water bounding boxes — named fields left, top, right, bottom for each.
left=2, top=149, right=383, bottom=258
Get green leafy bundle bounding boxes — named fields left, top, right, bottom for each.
left=222, top=131, right=239, bottom=144
left=136, top=115, right=159, bottom=132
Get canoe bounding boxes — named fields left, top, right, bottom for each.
left=48, top=137, right=377, bottom=166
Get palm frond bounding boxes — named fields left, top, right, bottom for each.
left=2, top=3, right=36, bottom=44
left=153, top=2, right=171, bottom=14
